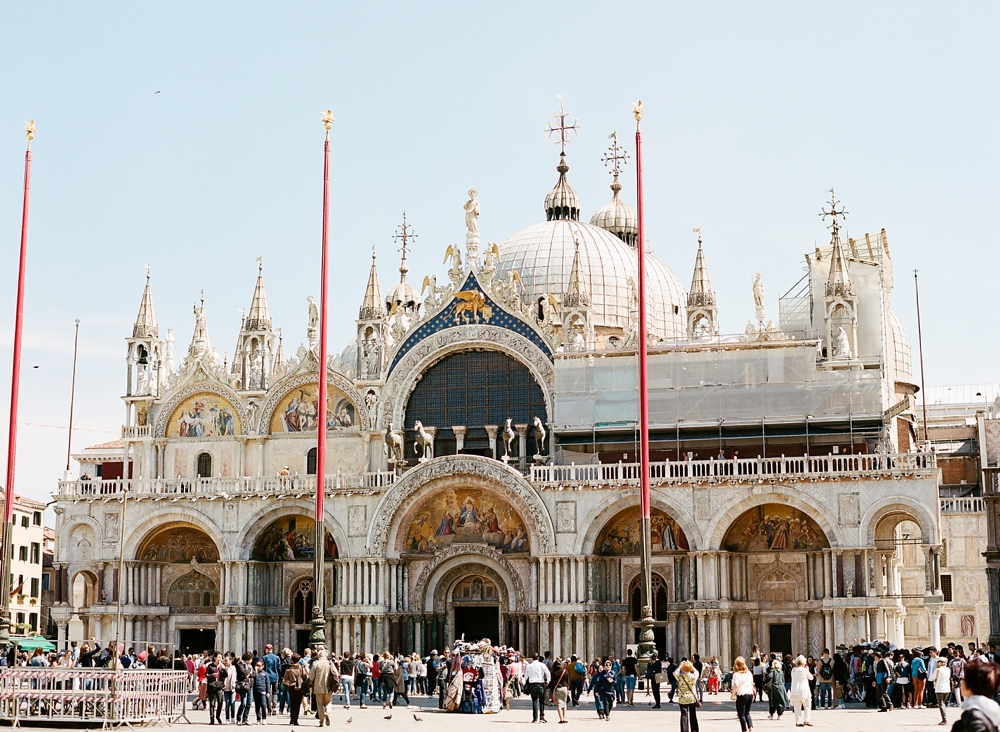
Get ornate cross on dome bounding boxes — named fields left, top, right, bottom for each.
left=820, top=188, right=848, bottom=235
left=393, top=212, right=417, bottom=273
left=601, top=132, right=629, bottom=177
left=546, top=94, right=581, bottom=155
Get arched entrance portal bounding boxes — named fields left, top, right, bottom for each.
left=452, top=576, right=501, bottom=643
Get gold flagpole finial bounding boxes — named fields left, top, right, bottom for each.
left=321, top=110, right=334, bottom=136
left=632, top=101, right=643, bottom=128
left=24, top=120, right=35, bottom=148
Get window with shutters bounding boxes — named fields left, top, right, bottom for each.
left=196, top=452, right=213, bottom=478
left=941, top=574, right=953, bottom=602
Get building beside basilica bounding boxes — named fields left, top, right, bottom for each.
left=51, top=119, right=945, bottom=664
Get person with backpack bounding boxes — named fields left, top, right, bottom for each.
left=379, top=652, right=397, bottom=709
left=354, top=653, right=372, bottom=709
left=911, top=650, right=928, bottom=709
left=206, top=652, right=227, bottom=725
left=283, top=653, right=306, bottom=726
left=235, top=652, right=254, bottom=725
left=817, top=649, right=834, bottom=709
left=875, top=651, right=894, bottom=712
left=568, top=655, right=586, bottom=707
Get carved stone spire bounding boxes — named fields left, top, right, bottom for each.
left=360, top=247, right=386, bottom=320
left=564, top=239, right=590, bottom=307
left=686, top=230, right=718, bottom=338
left=825, top=231, right=855, bottom=298
left=133, top=269, right=158, bottom=338
left=245, top=259, right=272, bottom=331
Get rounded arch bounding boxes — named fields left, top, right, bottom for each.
left=123, top=509, right=228, bottom=562
left=237, top=499, right=349, bottom=561
left=863, top=497, right=938, bottom=546
left=576, top=490, right=702, bottom=555
left=257, top=369, right=371, bottom=434
left=415, top=546, right=525, bottom=613
left=137, top=523, right=221, bottom=563
left=153, top=382, right=247, bottom=438
left=70, top=569, right=99, bottom=609
left=379, top=326, right=555, bottom=431
left=59, top=516, right=103, bottom=560
left=367, top=455, right=555, bottom=557
left=705, top=489, right=842, bottom=551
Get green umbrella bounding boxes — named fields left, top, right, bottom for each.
left=12, top=636, right=56, bottom=651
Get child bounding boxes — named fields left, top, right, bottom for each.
left=253, top=661, right=270, bottom=724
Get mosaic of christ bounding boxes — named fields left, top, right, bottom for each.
left=402, top=488, right=529, bottom=554
left=270, top=384, right=356, bottom=433
left=597, top=507, right=690, bottom=555
left=723, top=505, right=828, bottom=552
left=167, top=393, right=240, bottom=437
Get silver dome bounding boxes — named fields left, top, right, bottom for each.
left=589, top=177, right=638, bottom=247
left=496, top=219, right=687, bottom=339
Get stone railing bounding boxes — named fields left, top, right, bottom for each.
left=121, top=425, right=151, bottom=439
left=939, top=496, right=985, bottom=514
left=56, top=471, right=396, bottom=498
left=530, top=452, right=937, bottom=488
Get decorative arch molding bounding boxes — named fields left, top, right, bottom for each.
left=237, top=498, right=350, bottom=561
left=575, top=489, right=702, bottom=555
left=368, top=455, right=555, bottom=556
left=862, top=497, right=938, bottom=546
left=704, top=489, right=842, bottom=551
left=257, top=369, right=371, bottom=434
left=59, top=515, right=103, bottom=559
left=153, top=381, right=249, bottom=439
left=414, top=545, right=525, bottom=613
left=123, top=509, right=229, bottom=562
left=379, top=326, right=555, bottom=431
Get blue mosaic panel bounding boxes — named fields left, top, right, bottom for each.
left=387, top=271, right=553, bottom=377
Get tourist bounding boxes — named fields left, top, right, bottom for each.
left=832, top=652, right=848, bottom=708
left=417, top=654, right=427, bottom=696
left=207, top=652, right=226, bottom=725
left=378, top=652, right=397, bottom=708
left=646, top=653, right=663, bottom=708
left=950, top=657, right=1000, bottom=732
left=692, top=654, right=704, bottom=702
left=666, top=656, right=679, bottom=704
left=706, top=656, right=720, bottom=695
left=283, top=653, right=305, bottom=726
left=223, top=655, right=237, bottom=724
left=816, top=649, right=834, bottom=709
left=789, top=655, right=813, bottom=727
left=252, top=660, right=270, bottom=724
left=568, top=654, right=585, bottom=707
left=895, top=650, right=912, bottom=708
left=393, top=655, right=410, bottom=707
left=912, top=649, right=928, bottom=709
left=931, top=656, right=952, bottom=725
left=435, top=650, right=450, bottom=709
left=525, top=653, right=551, bottom=723
left=731, top=656, right=754, bottom=732
left=674, top=659, right=700, bottom=732
left=262, top=645, right=281, bottom=714
left=356, top=653, right=372, bottom=709
left=197, top=655, right=209, bottom=710
left=874, top=651, right=893, bottom=711
left=551, top=657, right=570, bottom=723
left=309, top=649, right=333, bottom=727
left=339, top=653, right=354, bottom=709
left=235, top=652, right=253, bottom=725
left=622, top=648, right=639, bottom=706
left=751, top=657, right=765, bottom=702
left=765, top=659, right=787, bottom=719
left=592, top=659, right=616, bottom=721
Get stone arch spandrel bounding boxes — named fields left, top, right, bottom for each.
left=379, top=326, right=554, bottom=431
left=414, top=545, right=525, bottom=613
left=863, top=497, right=938, bottom=546
left=367, top=455, right=555, bottom=557
left=60, top=517, right=102, bottom=562
left=576, top=489, right=702, bottom=555
left=705, top=489, right=842, bottom=551
left=124, top=509, right=229, bottom=562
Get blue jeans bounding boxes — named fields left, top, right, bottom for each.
left=224, top=691, right=235, bottom=721
left=818, top=682, right=833, bottom=708
left=238, top=691, right=252, bottom=724
left=341, top=677, right=354, bottom=707
left=615, top=675, right=626, bottom=702
left=278, top=680, right=289, bottom=713
left=358, top=676, right=371, bottom=706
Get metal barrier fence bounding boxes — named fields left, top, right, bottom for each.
left=0, top=667, right=188, bottom=725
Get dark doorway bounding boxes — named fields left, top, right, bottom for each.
left=769, top=624, right=792, bottom=658
left=296, top=629, right=312, bottom=655
left=179, top=628, right=217, bottom=655
left=454, top=606, right=499, bottom=643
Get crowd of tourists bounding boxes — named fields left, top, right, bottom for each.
left=24, top=637, right=1000, bottom=731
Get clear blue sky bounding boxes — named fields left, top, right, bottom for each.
left=0, top=2, right=997, bottom=503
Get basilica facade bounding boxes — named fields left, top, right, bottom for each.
left=50, top=126, right=944, bottom=664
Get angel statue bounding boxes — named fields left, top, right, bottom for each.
left=443, top=244, right=464, bottom=285
left=464, top=189, right=480, bottom=234
left=421, top=274, right=442, bottom=311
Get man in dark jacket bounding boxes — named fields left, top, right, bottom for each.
left=261, top=644, right=281, bottom=713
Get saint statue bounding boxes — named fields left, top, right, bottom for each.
left=464, top=189, right=480, bottom=234
left=307, top=296, right=319, bottom=332
left=752, top=273, right=765, bottom=309
left=836, top=326, right=852, bottom=359
left=193, top=302, right=207, bottom=342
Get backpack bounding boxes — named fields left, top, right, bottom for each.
left=574, top=661, right=586, bottom=676
left=819, top=660, right=833, bottom=681
left=235, top=660, right=252, bottom=693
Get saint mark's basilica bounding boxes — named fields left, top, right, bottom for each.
left=48, top=106, right=945, bottom=665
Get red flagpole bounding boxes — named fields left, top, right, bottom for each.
left=634, top=102, right=655, bottom=657
left=313, top=111, right=333, bottom=650
left=2, top=122, right=34, bottom=646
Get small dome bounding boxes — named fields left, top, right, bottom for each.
left=497, top=219, right=687, bottom=338
left=338, top=338, right=358, bottom=378
left=589, top=177, right=637, bottom=247
left=544, top=154, right=581, bottom=221
left=888, top=310, right=913, bottom=383
left=385, top=279, right=422, bottom=314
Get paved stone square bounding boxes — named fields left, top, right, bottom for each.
left=168, top=694, right=957, bottom=731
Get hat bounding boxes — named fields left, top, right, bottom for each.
left=937, top=657, right=948, bottom=665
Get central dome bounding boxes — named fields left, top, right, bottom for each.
left=496, top=219, right=687, bottom=339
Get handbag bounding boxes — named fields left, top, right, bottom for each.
left=653, top=672, right=670, bottom=684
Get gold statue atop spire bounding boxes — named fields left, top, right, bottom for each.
left=24, top=120, right=35, bottom=148
left=693, top=227, right=702, bottom=246
left=633, top=100, right=643, bottom=128
left=321, top=109, right=334, bottom=136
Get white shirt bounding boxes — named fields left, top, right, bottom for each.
left=732, top=671, right=755, bottom=696
left=932, top=663, right=952, bottom=694
left=790, top=666, right=813, bottom=698
left=525, top=659, right=551, bottom=684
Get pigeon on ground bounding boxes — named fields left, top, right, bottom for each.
left=384, top=715, right=392, bottom=720
left=345, top=718, right=352, bottom=724
left=413, top=714, right=423, bottom=722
